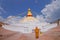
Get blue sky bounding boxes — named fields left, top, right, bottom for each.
left=0, top=0, right=52, bottom=18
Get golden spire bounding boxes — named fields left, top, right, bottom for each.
left=27, top=8, right=32, bottom=17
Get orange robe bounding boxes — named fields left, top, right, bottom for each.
left=34, top=28, right=39, bottom=39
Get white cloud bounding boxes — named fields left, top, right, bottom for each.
left=0, top=16, right=5, bottom=22
left=4, top=16, right=22, bottom=24
left=36, top=15, right=45, bottom=22
left=0, top=6, right=6, bottom=14
left=41, top=0, right=60, bottom=22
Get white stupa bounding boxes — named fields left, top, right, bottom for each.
left=19, top=8, right=40, bottom=33
left=2, top=8, right=57, bottom=33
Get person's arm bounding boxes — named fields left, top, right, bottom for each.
left=39, top=29, right=42, bottom=34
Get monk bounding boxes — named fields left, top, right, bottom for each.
left=32, top=27, right=42, bottom=39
